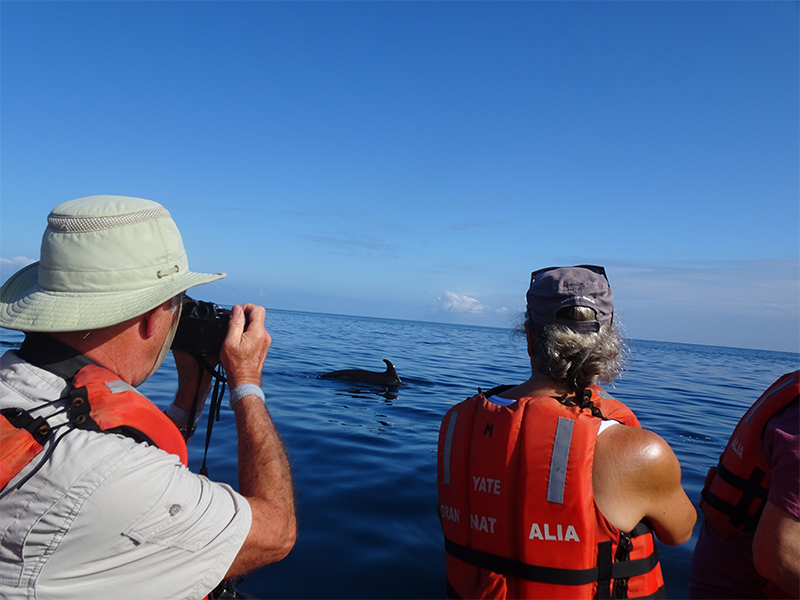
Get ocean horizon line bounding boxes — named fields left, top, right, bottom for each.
left=255, top=306, right=800, bottom=357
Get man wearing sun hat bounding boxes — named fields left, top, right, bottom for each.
left=437, top=265, right=696, bottom=599
left=0, top=196, right=296, bottom=599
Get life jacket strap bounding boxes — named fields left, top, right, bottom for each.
left=597, top=540, right=614, bottom=598
left=444, top=531, right=661, bottom=588
left=612, top=532, right=632, bottom=598
left=700, top=461, right=768, bottom=531
left=445, top=536, right=599, bottom=585
left=441, top=577, right=668, bottom=600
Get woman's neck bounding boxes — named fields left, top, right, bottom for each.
left=495, top=370, right=573, bottom=401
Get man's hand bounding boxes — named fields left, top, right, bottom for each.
left=219, top=303, right=296, bottom=577
left=221, top=304, right=270, bottom=389
left=172, top=349, right=218, bottom=414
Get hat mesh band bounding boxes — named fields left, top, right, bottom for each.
left=47, top=208, right=171, bottom=232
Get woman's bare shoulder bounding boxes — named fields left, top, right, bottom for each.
left=594, top=423, right=696, bottom=544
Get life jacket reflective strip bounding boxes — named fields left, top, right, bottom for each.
left=0, top=364, right=188, bottom=491
left=437, top=385, right=665, bottom=599
left=700, top=370, right=800, bottom=539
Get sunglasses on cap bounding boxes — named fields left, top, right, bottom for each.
left=530, top=265, right=609, bottom=285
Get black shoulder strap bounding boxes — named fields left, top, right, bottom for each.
left=479, top=384, right=515, bottom=398
left=17, top=333, right=98, bottom=381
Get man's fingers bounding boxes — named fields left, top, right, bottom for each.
left=240, top=304, right=266, bottom=332
left=222, top=304, right=271, bottom=370
left=222, top=306, right=269, bottom=387
left=224, top=305, right=247, bottom=345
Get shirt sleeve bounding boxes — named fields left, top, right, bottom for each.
left=37, top=435, right=252, bottom=600
left=762, top=399, right=800, bottom=519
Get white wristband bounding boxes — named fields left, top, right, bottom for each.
left=229, top=384, right=265, bottom=409
left=165, top=402, right=203, bottom=428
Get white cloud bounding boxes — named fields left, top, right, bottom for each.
left=437, top=291, right=487, bottom=314
left=0, top=256, right=36, bottom=283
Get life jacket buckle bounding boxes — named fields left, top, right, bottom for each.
left=66, top=389, right=92, bottom=427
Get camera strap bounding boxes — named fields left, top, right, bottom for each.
left=186, top=356, right=228, bottom=477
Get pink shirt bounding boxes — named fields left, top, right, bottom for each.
left=689, top=400, right=799, bottom=599
left=762, top=400, right=800, bottom=518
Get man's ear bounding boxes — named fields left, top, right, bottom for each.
left=142, top=304, right=166, bottom=339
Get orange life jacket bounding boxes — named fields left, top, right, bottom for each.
left=437, top=385, right=665, bottom=599
left=1, top=364, right=188, bottom=492
left=699, top=370, right=800, bottom=539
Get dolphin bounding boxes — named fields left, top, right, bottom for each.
left=319, top=359, right=402, bottom=387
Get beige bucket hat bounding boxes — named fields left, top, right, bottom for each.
left=0, top=195, right=225, bottom=332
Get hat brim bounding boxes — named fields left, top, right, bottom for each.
left=0, top=262, right=226, bottom=332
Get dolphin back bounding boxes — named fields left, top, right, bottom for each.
left=320, top=359, right=401, bottom=386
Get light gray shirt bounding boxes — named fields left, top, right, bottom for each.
left=0, top=351, right=252, bottom=600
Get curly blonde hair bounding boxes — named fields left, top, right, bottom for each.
left=527, top=306, right=625, bottom=393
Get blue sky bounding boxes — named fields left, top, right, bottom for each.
left=1, top=1, right=798, bottom=353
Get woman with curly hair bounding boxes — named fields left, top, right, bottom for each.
left=437, top=265, right=695, bottom=599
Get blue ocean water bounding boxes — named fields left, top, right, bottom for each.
left=2, top=311, right=798, bottom=599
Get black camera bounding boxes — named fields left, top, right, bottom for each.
left=171, top=296, right=232, bottom=357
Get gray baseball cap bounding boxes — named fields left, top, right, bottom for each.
left=525, top=265, right=613, bottom=333
left=0, top=195, right=225, bottom=332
